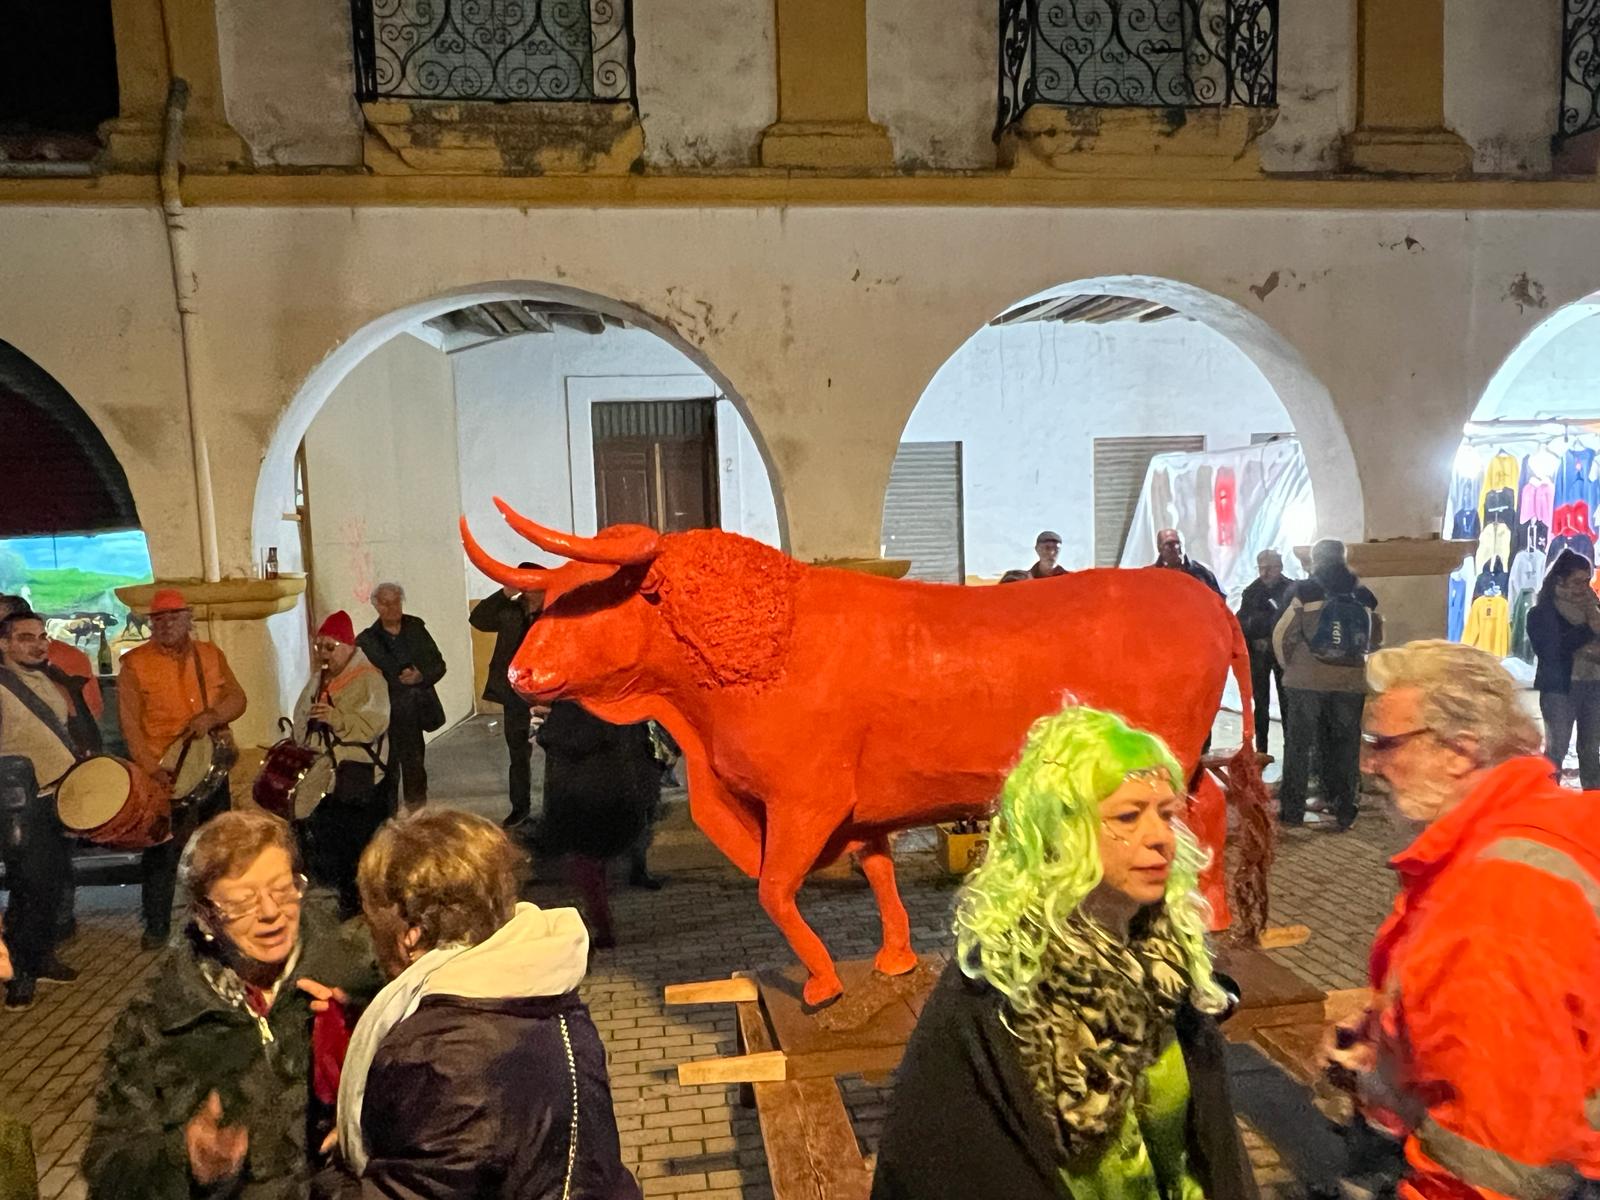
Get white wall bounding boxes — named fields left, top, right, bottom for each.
left=298, top=333, right=476, bottom=730
left=869, top=0, right=994, bottom=170
left=1446, top=0, right=1561, bottom=176
left=450, top=326, right=781, bottom=578
left=899, top=317, right=1292, bottom=578
left=1481, top=311, right=1600, bottom=422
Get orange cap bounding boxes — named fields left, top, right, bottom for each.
left=148, top=588, right=190, bottom=615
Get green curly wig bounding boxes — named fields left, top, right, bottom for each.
left=954, top=705, right=1226, bottom=1016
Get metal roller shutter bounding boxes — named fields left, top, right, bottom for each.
left=882, top=442, right=964, bottom=582
left=1093, top=435, right=1204, bottom=567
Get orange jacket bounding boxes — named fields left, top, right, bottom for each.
left=1367, top=756, right=1600, bottom=1200
left=117, top=639, right=245, bottom=775
left=48, top=640, right=102, bottom=718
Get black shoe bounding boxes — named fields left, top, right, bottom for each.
left=1278, top=817, right=1304, bottom=830
left=141, top=930, right=169, bottom=952
left=628, top=869, right=668, bottom=891
left=502, top=810, right=530, bottom=830
left=55, top=918, right=78, bottom=943
left=591, top=930, right=617, bottom=951
left=4, top=977, right=36, bottom=1011
left=1332, top=816, right=1357, bottom=833
left=35, top=957, right=79, bottom=985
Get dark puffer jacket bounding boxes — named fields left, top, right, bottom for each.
left=84, top=903, right=377, bottom=1200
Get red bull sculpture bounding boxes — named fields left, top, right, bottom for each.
left=462, top=499, right=1267, bottom=1006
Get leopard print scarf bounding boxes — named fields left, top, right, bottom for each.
left=1006, top=908, right=1191, bottom=1159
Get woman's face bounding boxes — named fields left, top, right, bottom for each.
left=205, top=846, right=302, bottom=966
left=1556, top=570, right=1593, bottom=604
left=1095, top=773, right=1181, bottom=906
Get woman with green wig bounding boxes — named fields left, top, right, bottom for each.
left=872, top=706, right=1256, bottom=1200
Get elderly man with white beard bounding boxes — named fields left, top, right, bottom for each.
left=1322, top=640, right=1600, bottom=1200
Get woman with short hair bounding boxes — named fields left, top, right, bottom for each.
left=336, top=809, right=639, bottom=1199
left=872, top=706, right=1256, bottom=1200
left=85, top=810, right=375, bottom=1199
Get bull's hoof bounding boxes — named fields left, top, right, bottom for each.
left=874, top=946, right=918, bottom=977
left=802, top=974, right=844, bottom=1008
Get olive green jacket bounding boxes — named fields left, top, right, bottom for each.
left=84, top=904, right=377, bottom=1200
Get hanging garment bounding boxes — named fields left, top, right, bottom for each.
left=1518, top=518, right=1551, bottom=557
left=1447, top=461, right=1483, bottom=540
left=1549, top=534, right=1598, bottom=568
left=1554, top=499, right=1596, bottom=540
left=1473, top=559, right=1509, bottom=600
left=1477, top=524, right=1513, bottom=577
left=1477, top=452, right=1521, bottom=523
left=1510, top=587, right=1537, bottom=664
left=1482, top=486, right=1517, bottom=530
left=1213, top=467, right=1236, bottom=548
left=1557, top=444, right=1597, bottom=509
left=1463, top=594, right=1511, bottom=658
left=1448, top=570, right=1469, bottom=643
left=1520, top=474, right=1555, bottom=529
left=1508, top=550, right=1544, bottom=605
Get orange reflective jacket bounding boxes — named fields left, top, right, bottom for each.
left=1367, top=756, right=1600, bottom=1200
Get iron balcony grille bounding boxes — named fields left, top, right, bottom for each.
left=351, top=0, right=635, bottom=104
left=997, top=0, right=1278, bottom=136
left=1562, top=0, right=1600, bottom=141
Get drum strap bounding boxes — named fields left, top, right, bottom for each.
left=0, top=667, right=84, bottom=763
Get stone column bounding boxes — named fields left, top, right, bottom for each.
left=759, top=0, right=894, bottom=169
left=1343, top=0, right=1472, bottom=174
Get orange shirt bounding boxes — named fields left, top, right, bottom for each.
left=48, top=640, right=103, bottom=718
left=117, top=639, right=243, bottom=774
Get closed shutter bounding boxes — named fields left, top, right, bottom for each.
left=882, top=442, right=964, bottom=582
left=1093, top=436, right=1204, bottom=567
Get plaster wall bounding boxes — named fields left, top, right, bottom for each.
left=299, top=333, right=477, bottom=731
left=868, top=0, right=994, bottom=170
left=450, top=325, right=780, bottom=582
left=1445, top=0, right=1561, bottom=176
left=900, top=319, right=1291, bottom=577
left=634, top=0, right=776, bottom=168
left=1257, top=0, right=1355, bottom=173
left=216, top=0, right=363, bottom=167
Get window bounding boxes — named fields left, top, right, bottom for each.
left=0, top=0, right=118, bottom=163
left=351, top=0, right=635, bottom=103
left=1562, top=0, right=1600, bottom=142
left=882, top=442, right=964, bottom=583
left=997, top=0, right=1277, bottom=134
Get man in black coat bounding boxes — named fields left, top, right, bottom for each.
left=357, top=582, right=447, bottom=811
left=1235, top=549, right=1294, bottom=754
left=470, top=565, right=544, bottom=828
left=1153, top=527, right=1223, bottom=595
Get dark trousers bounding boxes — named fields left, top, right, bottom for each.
left=383, top=711, right=428, bottom=810
left=301, top=762, right=384, bottom=920
left=504, top=700, right=533, bottom=821
left=1248, top=644, right=1283, bottom=754
left=1279, top=688, right=1366, bottom=826
left=1541, top=683, right=1600, bottom=790
left=1, top=802, right=70, bottom=976
left=141, top=782, right=229, bottom=939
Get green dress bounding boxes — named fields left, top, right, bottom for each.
left=1061, top=1038, right=1206, bottom=1200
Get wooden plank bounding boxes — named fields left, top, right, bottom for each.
left=1324, top=987, right=1373, bottom=1024
left=757, top=958, right=937, bottom=1076
left=1258, top=924, right=1311, bottom=949
left=753, top=1076, right=871, bottom=1200
left=677, top=1050, right=788, bottom=1086
left=664, top=977, right=760, bottom=1006
left=1254, top=1021, right=1326, bottom=1082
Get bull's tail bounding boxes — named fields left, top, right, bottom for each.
left=1225, top=613, right=1275, bottom=944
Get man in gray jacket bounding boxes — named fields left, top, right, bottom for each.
left=1273, top=539, right=1383, bottom=831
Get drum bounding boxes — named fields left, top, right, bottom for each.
left=56, top=756, right=170, bottom=849
left=253, top=739, right=335, bottom=822
left=161, top=732, right=236, bottom=805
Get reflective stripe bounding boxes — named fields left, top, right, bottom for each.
left=1417, top=1119, right=1581, bottom=1200
left=1477, top=838, right=1600, bottom=922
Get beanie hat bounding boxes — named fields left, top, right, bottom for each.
left=318, top=611, right=356, bottom=646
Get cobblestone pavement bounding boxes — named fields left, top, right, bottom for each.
left=0, top=717, right=1408, bottom=1199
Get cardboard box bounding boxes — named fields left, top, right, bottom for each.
left=936, top=823, right=989, bottom=875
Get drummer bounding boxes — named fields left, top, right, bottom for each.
left=118, top=588, right=247, bottom=950
left=293, top=611, right=389, bottom=919
left=0, top=609, right=99, bottom=1009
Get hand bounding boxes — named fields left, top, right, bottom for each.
left=320, top=1127, right=339, bottom=1156
left=398, top=667, right=423, bottom=686
left=183, top=710, right=219, bottom=739
left=0, top=924, right=12, bottom=984
left=501, top=585, right=522, bottom=600
left=296, top=978, right=350, bottom=1015
left=185, top=1092, right=248, bottom=1185
left=308, top=702, right=333, bottom=723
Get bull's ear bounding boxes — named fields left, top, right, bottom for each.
left=640, top=564, right=666, bottom=601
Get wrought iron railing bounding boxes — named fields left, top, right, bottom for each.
left=350, top=0, right=635, bottom=104
left=998, top=0, right=1277, bottom=135
left=1562, top=0, right=1600, bottom=141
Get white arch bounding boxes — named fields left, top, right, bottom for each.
left=1471, top=292, right=1600, bottom=423
left=904, top=273, right=1364, bottom=542
left=250, top=279, right=789, bottom=556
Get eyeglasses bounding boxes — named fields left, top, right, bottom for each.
left=1360, top=728, right=1432, bottom=755
left=207, top=874, right=308, bottom=923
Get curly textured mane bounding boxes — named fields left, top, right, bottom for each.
left=651, top=530, right=804, bottom=689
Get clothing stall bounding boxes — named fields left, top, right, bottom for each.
left=1440, top=421, right=1600, bottom=669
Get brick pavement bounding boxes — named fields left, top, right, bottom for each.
left=0, top=718, right=1408, bottom=1200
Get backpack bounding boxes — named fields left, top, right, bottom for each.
left=1307, top=589, right=1373, bottom=667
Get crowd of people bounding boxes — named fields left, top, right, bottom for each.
left=0, top=529, right=1597, bottom=1200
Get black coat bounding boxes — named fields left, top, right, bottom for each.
left=536, top=702, right=659, bottom=860
left=871, top=963, right=1258, bottom=1200
left=1237, top=576, right=1295, bottom=647
left=1528, top=601, right=1594, bottom=694
left=1155, top=557, right=1224, bottom=597
left=469, top=591, right=538, bottom=708
left=356, top=615, right=447, bottom=728
left=359, top=990, right=640, bottom=1200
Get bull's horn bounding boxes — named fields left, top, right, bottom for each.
left=494, top=497, right=660, bottom=565
left=460, top=517, right=554, bottom=592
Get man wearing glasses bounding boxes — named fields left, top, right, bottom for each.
left=1322, top=640, right=1600, bottom=1200
left=118, top=588, right=247, bottom=950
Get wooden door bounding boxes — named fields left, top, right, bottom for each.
left=592, top=400, right=719, bottom=533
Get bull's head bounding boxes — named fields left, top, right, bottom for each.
left=462, top=499, right=802, bottom=708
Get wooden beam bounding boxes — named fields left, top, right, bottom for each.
left=664, top=977, right=760, bottom=1006
left=677, top=1050, right=789, bottom=1086
left=1258, top=924, right=1312, bottom=950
